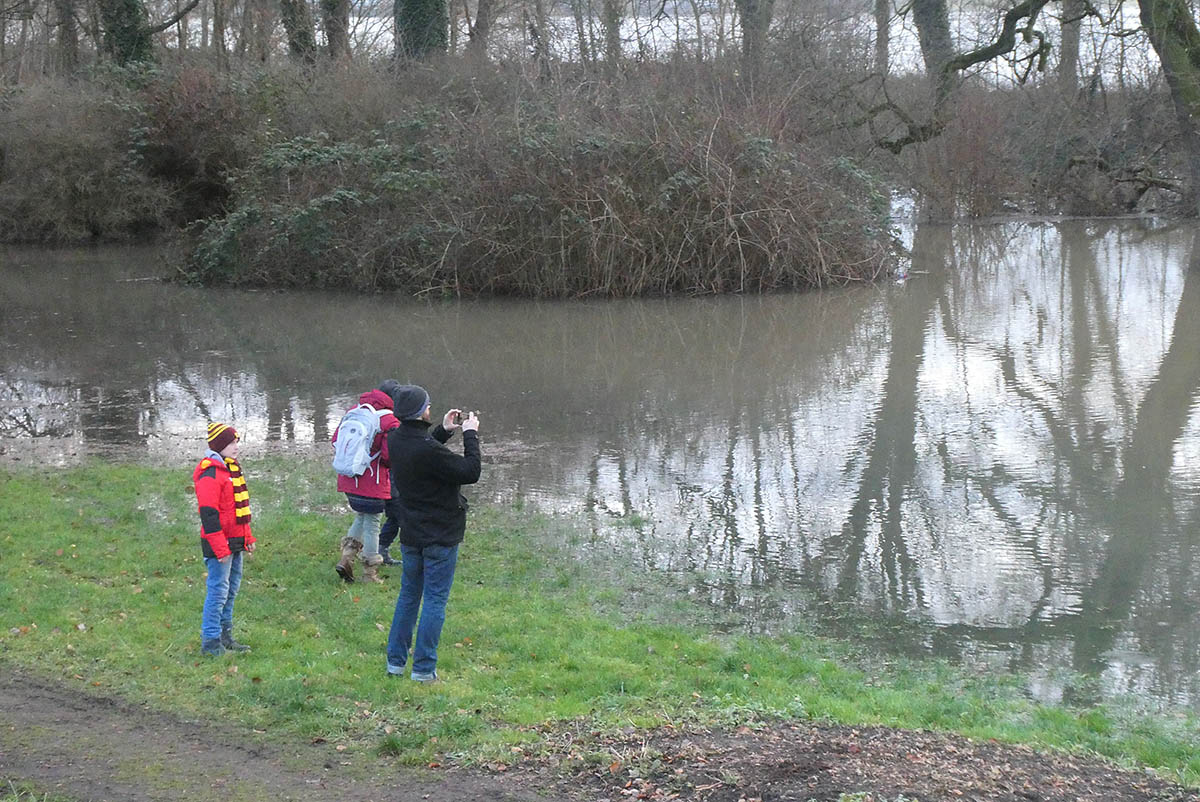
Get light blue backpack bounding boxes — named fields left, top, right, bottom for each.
left=332, top=404, right=386, bottom=478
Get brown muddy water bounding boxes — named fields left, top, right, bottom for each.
left=3, top=219, right=1199, bottom=711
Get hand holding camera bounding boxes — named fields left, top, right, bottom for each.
left=444, top=408, right=480, bottom=432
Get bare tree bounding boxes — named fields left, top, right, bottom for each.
left=55, top=0, right=79, bottom=72
left=874, top=0, right=888, bottom=74
left=1137, top=0, right=1200, bottom=214
left=321, top=0, right=349, bottom=58
left=733, top=0, right=773, bottom=75
left=569, top=0, right=591, bottom=65
left=601, top=0, right=619, bottom=73
left=212, top=0, right=227, bottom=65
left=876, top=0, right=1053, bottom=153
left=466, top=0, right=494, bottom=59
left=1059, top=0, right=1084, bottom=91
left=279, top=0, right=316, bottom=61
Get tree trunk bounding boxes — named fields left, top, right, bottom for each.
left=1059, top=0, right=1083, bottom=92
left=467, top=0, right=493, bottom=60
left=911, top=0, right=953, bottom=102
left=321, top=0, right=350, bottom=59
left=252, top=0, right=272, bottom=62
left=601, top=0, right=620, bottom=75
left=236, top=0, right=252, bottom=57
left=395, top=0, right=447, bottom=59
left=522, top=0, right=549, bottom=76
left=86, top=0, right=103, bottom=54
left=568, top=0, right=590, bottom=65
left=733, top=0, right=772, bottom=77
left=874, top=0, right=888, bottom=75
left=176, top=0, right=187, bottom=51
left=212, top=0, right=227, bottom=66
left=16, top=13, right=29, bottom=82
left=40, top=7, right=54, bottom=75
left=56, top=0, right=80, bottom=74
left=687, top=0, right=703, bottom=61
left=1137, top=0, right=1200, bottom=215
left=96, top=0, right=154, bottom=63
left=279, top=0, right=317, bottom=61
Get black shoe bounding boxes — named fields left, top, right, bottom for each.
left=201, top=638, right=225, bottom=657
left=221, top=630, right=251, bottom=652
left=380, top=547, right=401, bottom=566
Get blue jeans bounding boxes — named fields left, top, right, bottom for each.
left=202, top=552, right=243, bottom=640
left=346, top=494, right=385, bottom=560
left=386, top=544, right=459, bottom=676
left=346, top=512, right=382, bottom=559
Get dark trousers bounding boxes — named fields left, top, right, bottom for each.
left=379, top=494, right=403, bottom=551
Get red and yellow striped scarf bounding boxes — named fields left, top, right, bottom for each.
left=224, top=457, right=252, bottom=523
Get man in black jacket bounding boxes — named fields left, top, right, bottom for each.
left=384, top=384, right=481, bottom=682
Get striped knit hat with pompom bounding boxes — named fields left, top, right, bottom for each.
left=207, top=422, right=239, bottom=453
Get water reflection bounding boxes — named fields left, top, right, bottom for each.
left=3, top=221, right=1199, bottom=710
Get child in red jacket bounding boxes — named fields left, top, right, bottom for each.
left=193, top=422, right=257, bottom=656
left=331, top=385, right=400, bottom=584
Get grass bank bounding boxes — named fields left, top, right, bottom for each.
left=1, top=458, right=1197, bottom=786
left=1, top=785, right=64, bottom=802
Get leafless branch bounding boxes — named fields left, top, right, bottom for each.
left=147, top=0, right=201, bottom=35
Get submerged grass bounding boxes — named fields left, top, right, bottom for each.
left=1, top=457, right=1197, bottom=785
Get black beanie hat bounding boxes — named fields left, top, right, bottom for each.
left=378, top=378, right=402, bottom=398
left=391, top=385, right=430, bottom=421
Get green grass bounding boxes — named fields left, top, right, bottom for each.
left=1, top=458, right=1198, bottom=785
left=0, top=781, right=73, bottom=802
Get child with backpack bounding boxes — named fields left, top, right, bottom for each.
left=331, top=382, right=401, bottom=583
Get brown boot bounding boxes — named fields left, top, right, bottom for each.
left=336, top=537, right=362, bottom=582
left=360, top=554, right=385, bottom=584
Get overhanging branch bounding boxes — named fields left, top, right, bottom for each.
left=871, top=0, right=1055, bottom=153
left=147, top=0, right=201, bottom=35
left=944, top=0, right=1052, bottom=73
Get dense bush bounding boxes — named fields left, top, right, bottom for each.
left=188, top=65, right=895, bottom=296
left=0, top=79, right=176, bottom=242
left=0, top=52, right=1185, bottom=290
left=892, top=81, right=1181, bottom=219
left=0, top=64, right=267, bottom=243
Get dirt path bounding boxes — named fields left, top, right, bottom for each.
left=2, top=667, right=1198, bottom=802
left=0, top=668, right=536, bottom=802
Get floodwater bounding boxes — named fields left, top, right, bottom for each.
left=3, top=219, right=1199, bottom=710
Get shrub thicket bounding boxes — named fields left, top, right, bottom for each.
left=896, top=82, right=1182, bottom=219
left=0, top=78, right=176, bottom=242
left=0, top=53, right=1185, bottom=291
left=188, top=63, right=895, bottom=296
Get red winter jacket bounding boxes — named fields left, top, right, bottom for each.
left=332, top=389, right=401, bottom=499
left=193, top=457, right=256, bottom=559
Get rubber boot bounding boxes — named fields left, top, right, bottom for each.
left=336, top=537, right=362, bottom=582
left=360, top=554, right=385, bottom=584
left=221, top=627, right=250, bottom=652
left=201, top=638, right=225, bottom=657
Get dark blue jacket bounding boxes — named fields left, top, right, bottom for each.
left=386, top=420, right=481, bottom=547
